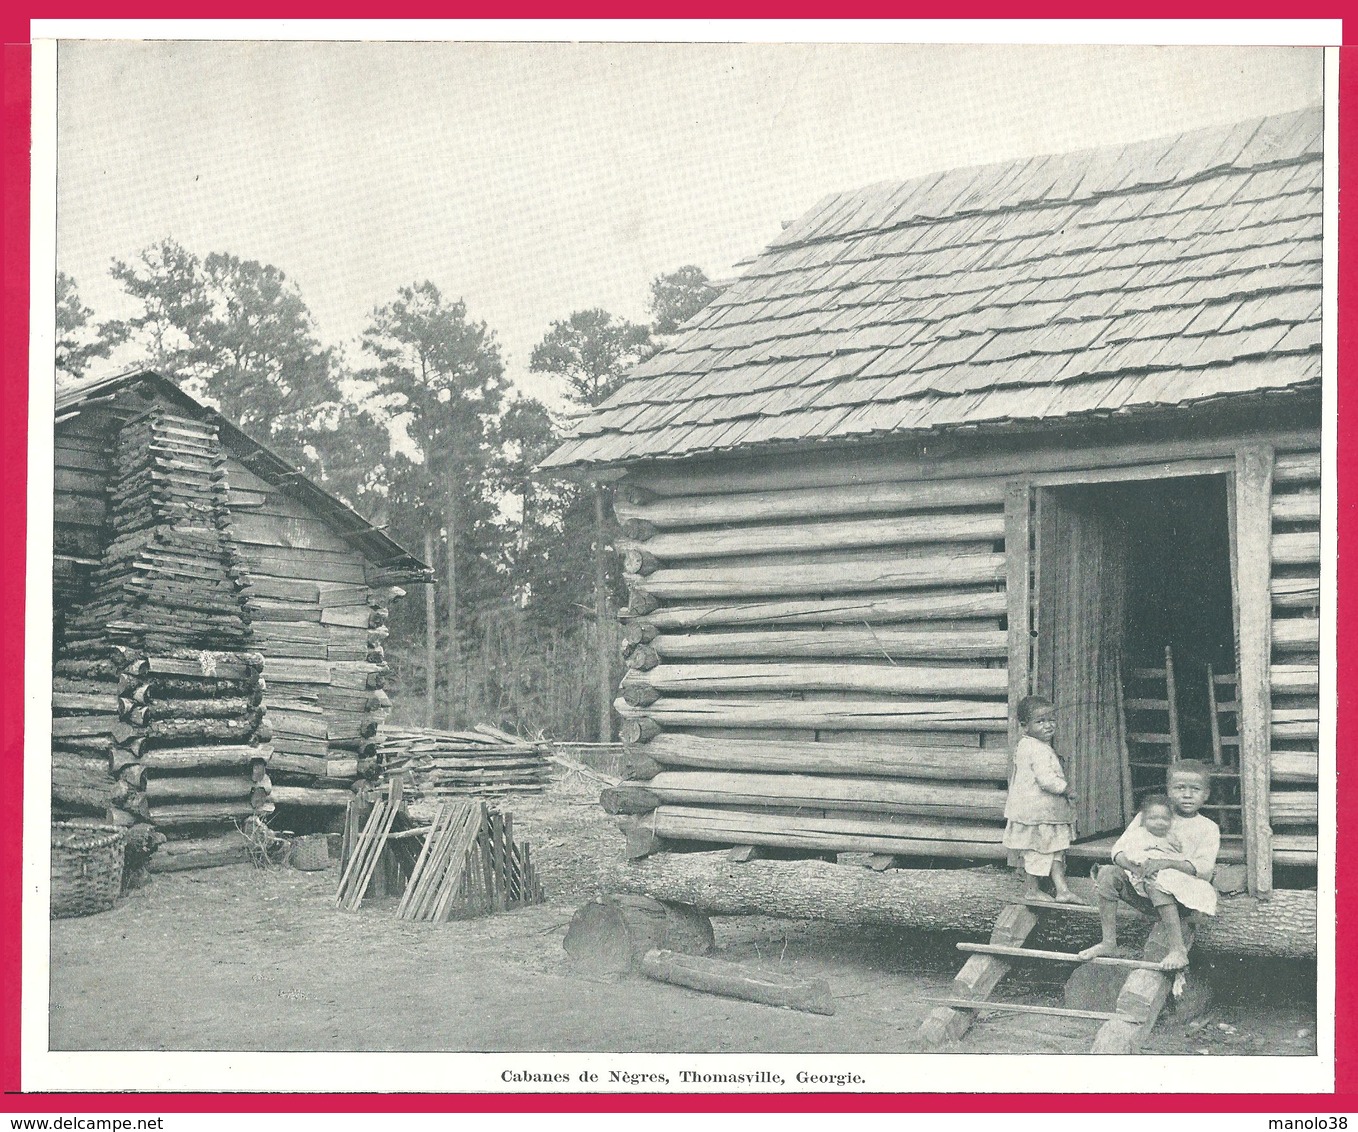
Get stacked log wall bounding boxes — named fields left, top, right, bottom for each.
left=52, top=408, right=273, bottom=868
left=51, top=386, right=412, bottom=865
left=1267, top=449, right=1320, bottom=852
left=610, top=429, right=1323, bottom=876
left=226, top=459, right=391, bottom=817
left=613, top=459, right=1013, bottom=861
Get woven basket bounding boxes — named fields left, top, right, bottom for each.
left=51, top=823, right=126, bottom=919
left=289, top=834, right=331, bottom=871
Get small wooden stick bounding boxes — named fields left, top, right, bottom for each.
left=956, top=942, right=1172, bottom=971
left=921, top=997, right=1117, bottom=1021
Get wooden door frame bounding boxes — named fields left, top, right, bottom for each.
left=1232, top=444, right=1276, bottom=897
left=1015, top=463, right=1255, bottom=858
left=1004, top=481, right=1033, bottom=755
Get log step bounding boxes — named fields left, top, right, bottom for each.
left=956, top=943, right=1170, bottom=971
left=922, top=997, right=1117, bottom=1022
left=1020, top=898, right=1100, bottom=916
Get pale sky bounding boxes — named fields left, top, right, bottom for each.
left=54, top=39, right=1323, bottom=410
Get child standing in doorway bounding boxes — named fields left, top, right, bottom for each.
left=1003, top=695, right=1082, bottom=904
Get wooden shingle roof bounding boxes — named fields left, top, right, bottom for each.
left=545, top=107, right=1322, bottom=470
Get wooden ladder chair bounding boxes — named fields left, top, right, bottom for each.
left=1123, top=645, right=1183, bottom=804
left=1204, top=665, right=1243, bottom=834
left=916, top=897, right=1196, bottom=1054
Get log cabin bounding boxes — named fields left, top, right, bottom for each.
left=52, top=370, right=428, bottom=869
left=544, top=108, right=1324, bottom=921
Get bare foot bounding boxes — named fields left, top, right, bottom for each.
left=1159, top=949, right=1190, bottom=971
left=1052, top=890, right=1088, bottom=905
left=1078, top=942, right=1117, bottom=961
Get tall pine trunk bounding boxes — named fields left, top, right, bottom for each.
left=445, top=485, right=459, bottom=730
left=593, top=482, right=613, bottom=742
left=424, top=526, right=437, bottom=727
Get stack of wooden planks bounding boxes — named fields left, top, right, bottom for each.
left=396, top=802, right=543, bottom=920
left=52, top=409, right=274, bottom=868
left=379, top=724, right=553, bottom=796
left=336, top=785, right=544, bottom=918
left=336, top=778, right=413, bottom=910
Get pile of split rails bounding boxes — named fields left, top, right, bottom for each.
left=335, top=778, right=544, bottom=918
left=51, top=407, right=274, bottom=872
left=241, top=575, right=399, bottom=813
left=379, top=725, right=553, bottom=797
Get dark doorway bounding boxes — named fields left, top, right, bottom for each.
left=1034, top=475, right=1237, bottom=839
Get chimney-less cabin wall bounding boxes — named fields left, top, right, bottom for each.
left=611, top=426, right=1322, bottom=879
left=53, top=411, right=114, bottom=630
left=1266, top=450, right=1321, bottom=863
left=223, top=459, right=391, bottom=808
left=614, top=455, right=1013, bottom=859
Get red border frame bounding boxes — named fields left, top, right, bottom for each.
left=1, top=17, right=1350, bottom=1113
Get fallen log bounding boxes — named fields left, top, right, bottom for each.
left=564, top=893, right=713, bottom=978
left=598, top=854, right=1317, bottom=959
left=639, top=949, right=835, bottom=1016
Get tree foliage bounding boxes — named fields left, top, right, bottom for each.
left=55, top=272, right=127, bottom=382
left=63, top=237, right=722, bottom=739
left=649, top=264, right=722, bottom=334
left=529, top=308, right=653, bottom=408
left=108, top=239, right=337, bottom=466
left=494, top=397, right=599, bottom=627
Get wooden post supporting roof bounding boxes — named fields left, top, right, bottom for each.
left=1235, top=444, right=1275, bottom=897
left=1005, top=482, right=1032, bottom=753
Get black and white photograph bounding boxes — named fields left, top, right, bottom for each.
left=28, top=28, right=1334, bottom=1090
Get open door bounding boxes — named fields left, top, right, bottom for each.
left=1033, top=485, right=1131, bottom=839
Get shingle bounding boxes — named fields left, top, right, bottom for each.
left=1275, top=321, right=1323, bottom=353
left=546, top=109, right=1323, bottom=469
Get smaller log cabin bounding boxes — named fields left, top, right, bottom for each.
left=53, top=370, right=428, bottom=863
left=545, top=108, right=1324, bottom=901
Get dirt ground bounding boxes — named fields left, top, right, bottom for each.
left=49, top=770, right=1317, bottom=1056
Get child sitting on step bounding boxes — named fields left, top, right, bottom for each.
left=1079, top=761, right=1220, bottom=970
left=1114, top=794, right=1219, bottom=915
left=1002, top=695, right=1083, bottom=905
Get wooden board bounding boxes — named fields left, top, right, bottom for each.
left=1235, top=445, right=1275, bottom=895
left=625, top=662, right=1006, bottom=699
left=641, top=734, right=1009, bottom=781
left=645, top=770, right=1005, bottom=820
left=619, top=696, right=1009, bottom=732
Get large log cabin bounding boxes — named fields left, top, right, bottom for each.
left=52, top=370, right=428, bottom=869
left=545, top=108, right=1324, bottom=906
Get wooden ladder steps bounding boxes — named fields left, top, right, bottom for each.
left=921, top=998, right=1117, bottom=1022
left=1019, top=897, right=1100, bottom=916
left=955, top=942, right=1171, bottom=971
